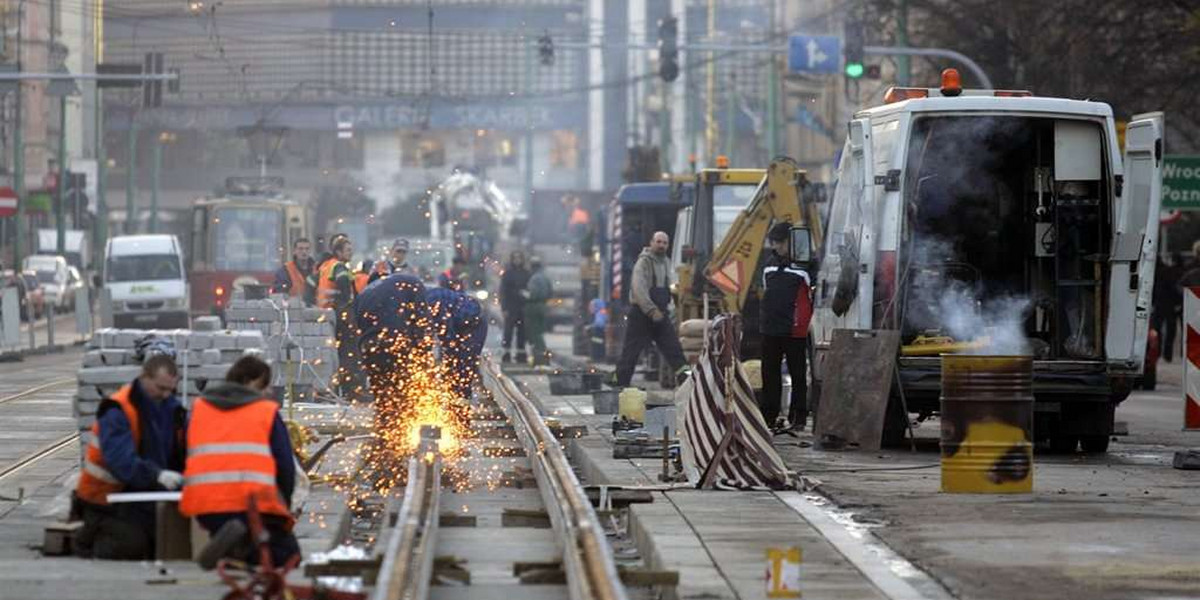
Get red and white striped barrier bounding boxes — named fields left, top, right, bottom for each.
left=1185, top=287, right=1200, bottom=430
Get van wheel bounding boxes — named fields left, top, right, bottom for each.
left=1079, top=435, right=1110, bottom=453
left=1048, top=435, right=1078, bottom=454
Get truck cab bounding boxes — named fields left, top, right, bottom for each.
left=812, top=70, right=1164, bottom=452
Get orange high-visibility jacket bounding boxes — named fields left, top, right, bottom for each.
left=75, top=385, right=140, bottom=505
left=315, top=258, right=340, bottom=308
left=284, top=261, right=307, bottom=298
left=179, top=396, right=291, bottom=521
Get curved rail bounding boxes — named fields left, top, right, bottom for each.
left=482, top=359, right=629, bottom=600
left=371, top=428, right=442, bottom=600
left=0, top=378, right=74, bottom=406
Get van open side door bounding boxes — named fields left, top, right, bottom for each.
left=1105, top=114, right=1164, bottom=372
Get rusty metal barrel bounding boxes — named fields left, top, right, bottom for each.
left=940, top=355, right=1034, bottom=493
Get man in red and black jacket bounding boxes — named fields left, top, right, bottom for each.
left=759, top=222, right=814, bottom=432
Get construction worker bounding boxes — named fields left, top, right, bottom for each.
left=523, top=256, right=553, bottom=366
left=318, top=237, right=362, bottom=396
left=309, top=232, right=347, bottom=307
left=369, top=238, right=410, bottom=285
left=272, top=238, right=314, bottom=301
left=758, top=222, right=814, bottom=432
left=439, top=255, right=469, bottom=291
left=355, top=273, right=434, bottom=462
left=566, top=196, right=593, bottom=256
left=427, top=286, right=488, bottom=399
left=614, top=231, right=688, bottom=387
left=182, top=356, right=300, bottom=569
left=499, top=250, right=531, bottom=364
left=73, top=355, right=186, bottom=560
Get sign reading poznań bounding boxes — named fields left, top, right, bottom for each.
left=1163, top=155, right=1200, bottom=211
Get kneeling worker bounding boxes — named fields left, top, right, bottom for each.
left=74, top=354, right=187, bottom=560
left=181, top=356, right=300, bottom=569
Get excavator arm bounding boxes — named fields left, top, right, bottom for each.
left=703, top=158, right=823, bottom=314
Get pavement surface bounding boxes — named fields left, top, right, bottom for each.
left=583, top=331, right=1200, bottom=600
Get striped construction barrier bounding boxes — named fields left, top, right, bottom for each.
left=1185, top=287, right=1200, bottom=430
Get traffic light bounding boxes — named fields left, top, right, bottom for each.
left=843, top=21, right=864, bottom=79
left=537, top=33, right=554, bottom=66
left=657, top=16, right=679, bottom=82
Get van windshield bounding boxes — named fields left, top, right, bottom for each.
left=107, top=255, right=182, bottom=282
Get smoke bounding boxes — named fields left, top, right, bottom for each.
left=902, top=237, right=1032, bottom=356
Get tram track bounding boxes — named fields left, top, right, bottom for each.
left=0, top=378, right=74, bottom=406
left=0, top=433, right=79, bottom=484
left=363, top=359, right=628, bottom=600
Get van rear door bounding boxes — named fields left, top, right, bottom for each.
left=1104, top=114, right=1164, bottom=372
left=813, top=117, right=875, bottom=343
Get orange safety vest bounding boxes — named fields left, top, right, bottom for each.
left=76, top=385, right=141, bottom=506
left=568, top=206, right=590, bottom=227
left=354, top=272, right=370, bottom=294
left=284, top=261, right=307, bottom=298
left=179, top=396, right=291, bottom=522
left=315, top=258, right=339, bottom=309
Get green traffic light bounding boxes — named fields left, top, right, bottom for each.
left=845, top=62, right=865, bottom=78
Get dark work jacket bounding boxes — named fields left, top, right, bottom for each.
left=499, top=264, right=531, bottom=313
left=759, top=251, right=813, bottom=338
left=96, top=378, right=186, bottom=492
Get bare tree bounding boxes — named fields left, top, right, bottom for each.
left=866, top=0, right=1200, bottom=150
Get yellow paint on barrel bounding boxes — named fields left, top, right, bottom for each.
left=941, top=355, right=1034, bottom=493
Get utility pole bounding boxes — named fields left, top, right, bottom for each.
left=13, top=0, right=25, bottom=270
left=765, top=0, right=779, bottom=159
left=523, top=34, right=534, bottom=213
left=150, top=134, right=161, bottom=233
left=124, top=108, right=136, bottom=234
left=897, top=0, right=910, bottom=85
left=53, top=0, right=67, bottom=256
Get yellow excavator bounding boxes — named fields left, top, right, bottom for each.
left=673, top=158, right=824, bottom=356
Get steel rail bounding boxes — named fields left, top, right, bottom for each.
left=0, top=433, right=79, bottom=483
left=371, top=429, right=442, bottom=600
left=482, top=359, right=629, bottom=600
left=0, top=377, right=74, bottom=406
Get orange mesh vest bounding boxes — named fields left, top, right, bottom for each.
left=76, top=385, right=140, bottom=505
left=179, top=397, right=291, bottom=521
left=284, top=261, right=307, bottom=298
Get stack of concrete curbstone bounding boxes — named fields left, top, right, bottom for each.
left=222, top=293, right=338, bottom=401
left=74, top=326, right=266, bottom=458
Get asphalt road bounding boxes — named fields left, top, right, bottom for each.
left=777, top=359, right=1200, bottom=600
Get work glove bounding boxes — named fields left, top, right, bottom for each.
left=157, top=469, right=184, bottom=490
left=649, top=308, right=665, bottom=322
left=520, top=290, right=531, bottom=299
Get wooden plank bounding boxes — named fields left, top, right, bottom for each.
left=814, top=329, right=901, bottom=451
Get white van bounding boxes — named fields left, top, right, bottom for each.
left=104, top=234, right=189, bottom=328
left=811, top=71, right=1163, bottom=452
left=22, top=254, right=71, bottom=310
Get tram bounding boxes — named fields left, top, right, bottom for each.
left=187, top=177, right=313, bottom=314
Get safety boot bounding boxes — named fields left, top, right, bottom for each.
left=501, top=352, right=512, bottom=364
left=516, top=351, right=528, bottom=365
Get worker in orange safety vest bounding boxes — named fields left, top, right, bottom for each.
left=73, top=355, right=186, bottom=560
left=272, top=238, right=314, bottom=302
left=182, top=355, right=300, bottom=569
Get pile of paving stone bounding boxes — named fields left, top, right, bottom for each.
left=74, top=324, right=267, bottom=456
left=221, top=294, right=338, bottom=401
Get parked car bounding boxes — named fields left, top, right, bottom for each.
left=1, top=270, right=44, bottom=320
left=22, top=255, right=71, bottom=312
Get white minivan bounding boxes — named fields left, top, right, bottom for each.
left=104, top=234, right=189, bottom=328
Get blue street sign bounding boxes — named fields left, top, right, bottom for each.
left=787, top=35, right=841, bottom=74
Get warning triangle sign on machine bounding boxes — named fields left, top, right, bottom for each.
left=709, top=260, right=743, bottom=295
